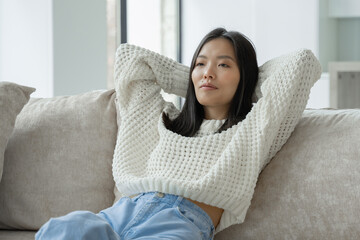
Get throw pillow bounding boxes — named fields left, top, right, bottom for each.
left=0, top=89, right=117, bottom=230
left=0, top=81, right=35, bottom=181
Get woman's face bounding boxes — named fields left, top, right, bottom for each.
left=191, top=38, right=240, bottom=119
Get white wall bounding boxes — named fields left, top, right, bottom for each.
left=182, top=0, right=255, bottom=66
left=0, top=0, right=53, bottom=98
left=319, top=0, right=338, bottom=72
left=308, top=73, right=330, bottom=108
left=182, top=0, right=319, bottom=66
left=0, top=0, right=108, bottom=97
left=329, top=0, right=360, bottom=17
left=53, top=0, right=107, bottom=96
left=253, top=0, right=319, bottom=65
left=338, top=18, right=360, bottom=61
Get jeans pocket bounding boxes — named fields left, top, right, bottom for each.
left=175, top=207, right=205, bottom=236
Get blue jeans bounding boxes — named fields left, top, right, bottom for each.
left=35, top=192, right=215, bottom=240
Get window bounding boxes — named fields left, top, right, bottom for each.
left=107, top=0, right=183, bottom=109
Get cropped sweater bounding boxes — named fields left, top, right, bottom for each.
left=112, top=43, right=322, bottom=233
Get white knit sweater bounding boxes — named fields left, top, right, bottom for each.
left=112, top=44, right=322, bottom=233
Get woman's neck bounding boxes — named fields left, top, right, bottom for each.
left=204, top=106, right=228, bottom=120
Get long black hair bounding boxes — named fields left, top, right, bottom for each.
left=162, top=27, right=259, bottom=137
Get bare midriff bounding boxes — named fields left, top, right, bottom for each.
left=185, top=197, right=223, bottom=229
left=130, top=194, right=223, bottom=228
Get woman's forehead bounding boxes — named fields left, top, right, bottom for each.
left=199, top=38, right=236, bottom=58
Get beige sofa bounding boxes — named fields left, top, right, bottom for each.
left=1, top=81, right=359, bottom=240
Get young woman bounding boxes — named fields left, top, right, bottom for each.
left=36, top=28, right=321, bottom=240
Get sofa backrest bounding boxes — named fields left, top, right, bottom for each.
left=215, top=108, right=360, bottom=239
left=1, top=86, right=360, bottom=239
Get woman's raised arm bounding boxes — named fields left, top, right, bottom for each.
left=114, top=44, right=189, bottom=112
left=252, top=49, right=322, bottom=170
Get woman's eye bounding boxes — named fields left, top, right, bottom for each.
left=195, top=62, right=204, bottom=67
left=219, top=63, right=229, bottom=68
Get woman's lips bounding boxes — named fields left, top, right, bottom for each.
left=201, top=86, right=217, bottom=90
left=200, top=83, right=217, bottom=90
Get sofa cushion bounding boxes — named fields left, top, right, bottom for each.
left=0, top=89, right=117, bottom=230
left=0, top=230, right=35, bottom=240
left=0, top=82, right=35, bottom=181
left=215, top=109, right=360, bottom=239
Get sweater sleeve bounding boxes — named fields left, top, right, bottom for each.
left=254, top=49, right=322, bottom=170
left=113, top=43, right=189, bottom=113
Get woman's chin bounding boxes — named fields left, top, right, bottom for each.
left=198, top=101, right=217, bottom=108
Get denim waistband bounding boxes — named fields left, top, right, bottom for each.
left=132, top=191, right=215, bottom=235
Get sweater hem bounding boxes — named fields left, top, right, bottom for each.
left=116, top=178, right=253, bottom=231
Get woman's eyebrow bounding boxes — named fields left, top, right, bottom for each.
left=197, top=54, right=236, bottom=62
left=218, top=55, right=236, bottom=62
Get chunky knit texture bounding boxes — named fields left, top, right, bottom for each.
left=112, top=43, right=322, bottom=233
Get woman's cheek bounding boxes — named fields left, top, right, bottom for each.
left=192, top=69, right=202, bottom=82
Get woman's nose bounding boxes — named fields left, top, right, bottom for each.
left=204, top=66, right=215, bottom=80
